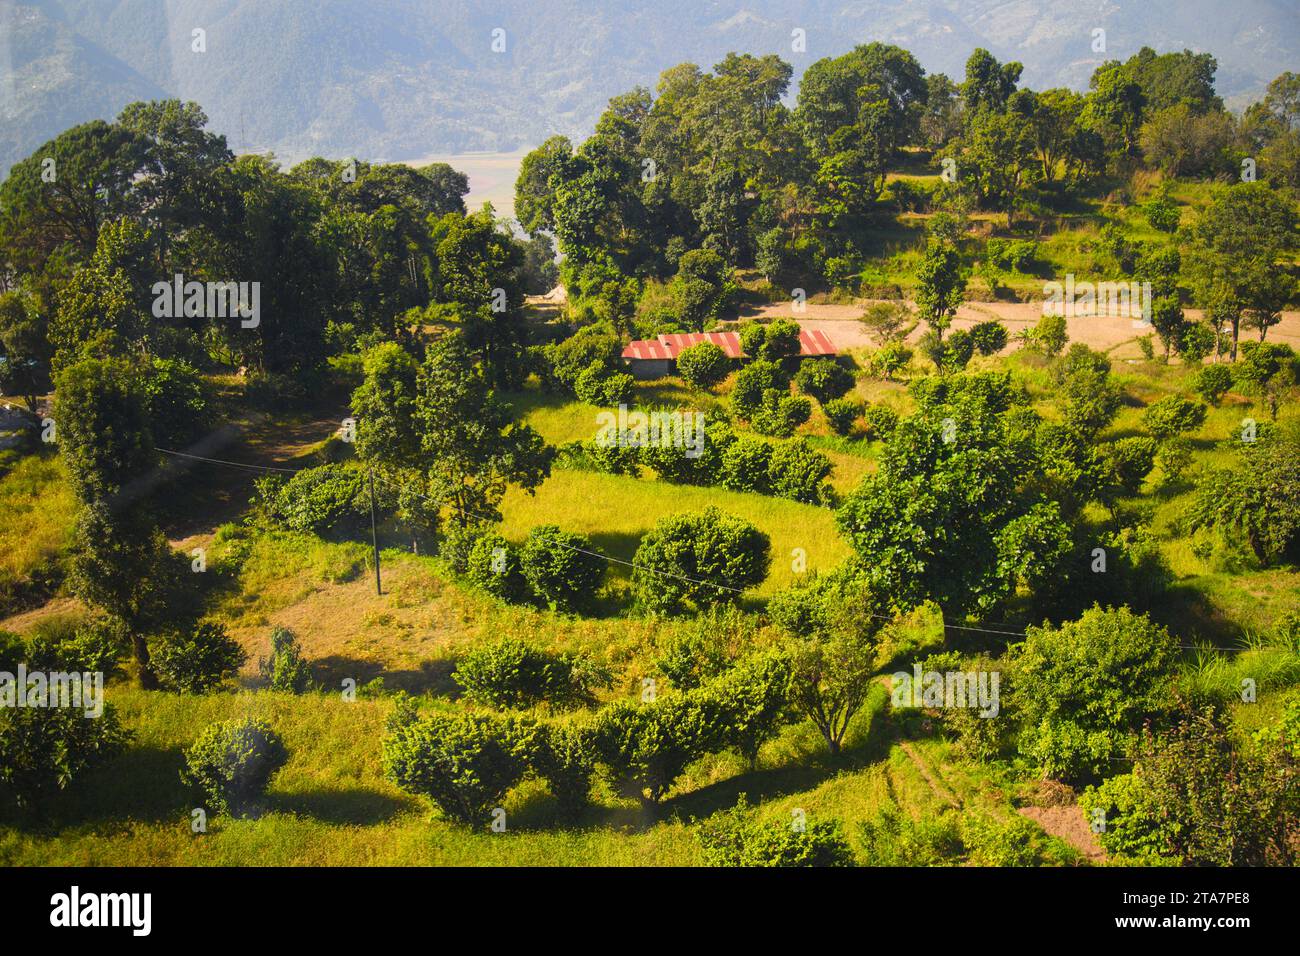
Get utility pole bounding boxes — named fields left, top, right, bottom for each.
left=368, top=469, right=382, bottom=595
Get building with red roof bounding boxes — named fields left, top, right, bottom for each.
left=620, top=326, right=837, bottom=379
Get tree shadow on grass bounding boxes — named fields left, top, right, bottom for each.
left=0, top=744, right=192, bottom=833
left=311, top=655, right=458, bottom=697
left=271, top=787, right=412, bottom=825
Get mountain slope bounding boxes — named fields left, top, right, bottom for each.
left=2, top=0, right=1297, bottom=175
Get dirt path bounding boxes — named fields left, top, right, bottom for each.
left=1018, top=805, right=1106, bottom=862
left=898, top=741, right=961, bottom=810
left=739, top=299, right=1300, bottom=356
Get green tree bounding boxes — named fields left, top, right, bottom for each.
left=632, top=507, right=770, bottom=615
left=914, top=242, right=966, bottom=340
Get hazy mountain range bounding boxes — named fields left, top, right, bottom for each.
left=2, top=0, right=1298, bottom=176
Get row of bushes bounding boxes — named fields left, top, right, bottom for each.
left=558, top=414, right=835, bottom=506
left=383, top=646, right=792, bottom=824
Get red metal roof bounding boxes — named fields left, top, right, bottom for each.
left=621, top=339, right=674, bottom=361
left=656, top=331, right=745, bottom=359
left=622, top=326, right=837, bottom=361
left=799, top=328, right=837, bottom=357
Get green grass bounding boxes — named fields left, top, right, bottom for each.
left=0, top=451, right=77, bottom=615
left=498, top=468, right=850, bottom=597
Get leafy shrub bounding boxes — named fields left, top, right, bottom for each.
left=1099, top=436, right=1158, bottom=497
left=137, top=357, right=210, bottom=450
left=632, top=507, right=771, bottom=615
left=1186, top=430, right=1300, bottom=566
left=767, top=439, right=833, bottom=505
left=1190, top=364, right=1233, bottom=406
left=1015, top=605, right=1177, bottom=782
left=259, top=626, right=312, bottom=693
left=871, top=341, right=913, bottom=380
left=0, top=702, right=131, bottom=808
left=861, top=404, right=900, bottom=441
left=823, top=397, right=861, bottom=435
left=519, top=525, right=606, bottom=612
left=382, top=704, right=529, bottom=826
left=1028, top=313, right=1068, bottom=358
left=720, top=436, right=773, bottom=493
left=529, top=723, right=597, bottom=819
left=153, top=622, right=247, bottom=694
left=653, top=606, right=756, bottom=691
left=180, top=718, right=289, bottom=816
left=574, top=360, right=634, bottom=406
left=731, top=360, right=788, bottom=417
left=1078, top=772, right=1171, bottom=863
left=750, top=392, right=812, bottom=437
left=1, top=615, right=126, bottom=678
left=258, top=464, right=381, bottom=537
left=857, top=804, right=964, bottom=865
left=676, top=342, right=730, bottom=390
left=1142, top=395, right=1207, bottom=441
left=794, top=359, right=854, bottom=403
left=698, top=797, right=853, bottom=867
left=591, top=692, right=728, bottom=803
left=465, top=531, right=528, bottom=601
left=968, top=320, right=1009, bottom=355
left=703, top=648, right=792, bottom=765
left=959, top=813, right=1052, bottom=866
left=455, top=636, right=610, bottom=710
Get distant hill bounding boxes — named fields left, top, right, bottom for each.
left=3, top=0, right=1298, bottom=176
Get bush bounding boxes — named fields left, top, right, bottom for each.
left=530, top=723, right=597, bottom=819
left=153, top=622, right=247, bottom=694
left=258, top=464, right=380, bottom=538
left=823, top=397, right=861, bottom=435
left=871, top=341, right=913, bottom=380
left=968, top=320, right=1008, bottom=356
left=857, top=804, right=964, bottom=866
left=731, top=360, right=788, bottom=417
left=704, top=648, right=792, bottom=766
left=1015, top=605, right=1177, bottom=782
left=259, top=626, right=312, bottom=693
left=2, top=615, right=127, bottom=678
left=454, top=636, right=610, bottom=711
left=1078, top=772, right=1170, bottom=863
left=180, top=718, right=289, bottom=816
left=519, top=525, right=606, bottom=612
left=794, top=359, right=854, bottom=403
left=676, top=342, right=730, bottom=390
left=574, top=360, right=633, bottom=406
left=0, top=702, right=131, bottom=808
left=861, top=404, right=900, bottom=441
left=959, top=813, right=1052, bottom=866
left=1190, top=364, right=1233, bottom=406
left=137, top=357, right=210, bottom=450
left=653, top=606, right=756, bottom=691
left=465, top=531, right=528, bottom=602
left=1029, top=313, right=1068, bottom=358
left=720, top=436, right=773, bottom=493
left=767, top=439, right=832, bottom=505
left=631, top=507, right=771, bottom=615
left=591, top=692, right=729, bottom=803
left=698, top=797, right=853, bottom=867
left=750, top=392, right=812, bottom=437
left=382, top=705, right=528, bottom=826
left=1142, top=395, right=1207, bottom=441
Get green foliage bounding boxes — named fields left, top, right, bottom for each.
left=767, top=439, right=834, bottom=505
left=750, top=391, right=813, bottom=437
left=259, top=626, right=313, bottom=693
left=1142, top=395, right=1207, bottom=441
left=698, top=797, right=853, bottom=866
left=257, top=464, right=377, bottom=538
left=769, top=566, right=885, bottom=754
left=454, top=636, right=610, bottom=711
left=382, top=705, right=527, bottom=826
left=857, top=803, right=964, bottom=866
left=464, top=531, right=529, bottom=602
left=1028, top=313, right=1068, bottom=358
left=1187, top=429, right=1300, bottom=565
left=180, top=718, right=289, bottom=817
left=1189, top=364, right=1233, bottom=406
left=914, top=242, right=966, bottom=336
left=519, top=525, right=605, bottom=612
left=795, top=359, right=854, bottom=403
left=823, top=397, right=862, bottom=435
left=591, top=691, right=729, bottom=804
left=153, top=622, right=247, bottom=694
left=968, top=320, right=1008, bottom=355
left=0, top=701, right=131, bottom=808
left=676, top=342, right=730, bottom=390
left=731, top=359, right=789, bottom=418
left=631, top=507, right=771, bottom=615
left=861, top=404, right=900, bottom=441
left=1014, top=605, right=1177, bottom=782
left=870, top=341, right=913, bottom=381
